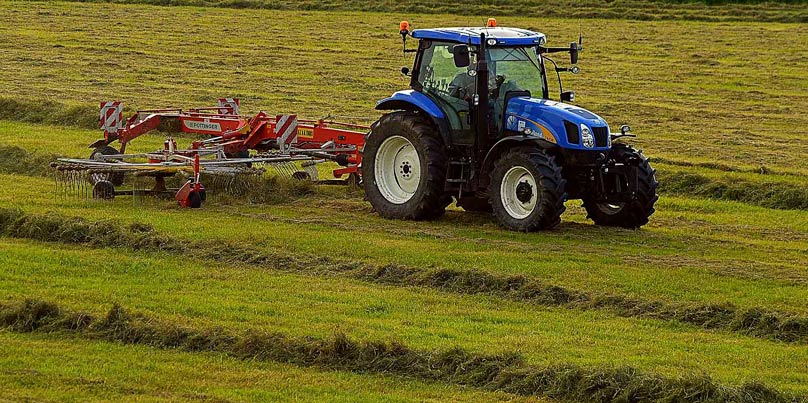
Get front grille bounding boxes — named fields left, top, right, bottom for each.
left=592, top=126, right=609, bottom=148
left=563, top=120, right=579, bottom=145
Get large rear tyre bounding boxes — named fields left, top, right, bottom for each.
left=363, top=112, right=448, bottom=220
left=582, top=144, right=658, bottom=228
left=489, top=148, right=566, bottom=231
left=89, top=145, right=124, bottom=186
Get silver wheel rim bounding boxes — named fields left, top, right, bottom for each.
left=500, top=166, right=538, bottom=219
left=374, top=135, right=421, bottom=204
left=597, top=203, right=626, bottom=215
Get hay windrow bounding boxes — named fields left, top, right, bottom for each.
left=656, top=169, right=808, bottom=210
left=0, top=97, right=99, bottom=129
left=3, top=145, right=808, bottom=211
left=0, top=146, right=60, bottom=177
left=0, top=299, right=804, bottom=403
left=1, top=208, right=807, bottom=344
left=0, top=145, right=317, bottom=204
left=37, top=0, right=808, bottom=23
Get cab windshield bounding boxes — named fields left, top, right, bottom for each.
left=487, top=46, right=546, bottom=99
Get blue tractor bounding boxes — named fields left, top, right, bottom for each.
left=363, top=20, right=658, bottom=231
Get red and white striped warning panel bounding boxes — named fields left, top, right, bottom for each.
left=99, top=101, right=123, bottom=134
left=217, top=98, right=240, bottom=115
left=275, top=114, right=298, bottom=151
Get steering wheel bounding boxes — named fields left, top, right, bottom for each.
left=450, top=85, right=468, bottom=100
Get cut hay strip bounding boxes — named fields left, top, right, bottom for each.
left=0, top=299, right=804, bottom=403
left=0, top=208, right=807, bottom=345
left=4, top=145, right=808, bottom=211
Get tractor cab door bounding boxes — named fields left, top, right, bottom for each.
left=415, top=41, right=477, bottom=145
left=485, top=47, right=546, bottom=137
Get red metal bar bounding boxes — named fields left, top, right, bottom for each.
left=100, top=101, right=367, bottom=179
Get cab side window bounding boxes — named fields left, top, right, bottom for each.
left=418, top=42, right=477, bottom=133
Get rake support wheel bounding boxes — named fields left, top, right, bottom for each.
left=89, top=145, right=124, bottom=186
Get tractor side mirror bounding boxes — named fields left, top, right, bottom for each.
left=452, top=45, right=470, bottom=68
left=570, top=42, right=579, bottom=65
left=561, top=91, right=575, bottom=102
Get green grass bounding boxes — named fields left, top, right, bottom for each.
left=2, top=239, right=808, bottom=394
left=1, top=171, right=806, bottom=316
left=1, top=2, right=808, bottom=176
left=0, top=331, right=533, bottom=402
left=2, top=1, right=808, bottom=401
left=56, top=0, right=808, bottom=23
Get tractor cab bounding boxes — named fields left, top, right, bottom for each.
left=408, top=28, right=549, bottom=144
left=366, top=20, right=658, bottom=232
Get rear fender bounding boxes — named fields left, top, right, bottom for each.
left=375, top=90, right=451, bottom=147
left=479, top=135, right=555, bottom=188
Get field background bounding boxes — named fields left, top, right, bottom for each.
left=1, top=1, right=807, bottom=402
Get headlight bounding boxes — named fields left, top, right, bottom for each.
left=581, top=124, right=594, bottom=148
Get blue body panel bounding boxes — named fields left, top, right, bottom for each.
left=412, top=27, right=545, bottom=46
left=375, top=90, right=445, bottom=119
left=504, top=98, right=610, bottom=150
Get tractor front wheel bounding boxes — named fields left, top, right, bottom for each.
left=489, top=148, right=566, bottom=231
left=582, top=144, right=658, bottom=228
left=363, top=112, right=449, bottom=220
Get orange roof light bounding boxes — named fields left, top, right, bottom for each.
left=399, top=21, right=410, bottom=34
left=487, top=18, right=497, bottom=27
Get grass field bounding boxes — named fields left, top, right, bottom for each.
left=1, top=1, right=808, bottom=402
left=51, top=0, right=808, bottom=23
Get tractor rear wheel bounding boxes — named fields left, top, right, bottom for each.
left=89, top=145, right=124, bottom=186
left=582, top=144, right=658, bottom=228
left=363, top=112, right=449, bottom=220
left=489, top=147, right=566, bottom=231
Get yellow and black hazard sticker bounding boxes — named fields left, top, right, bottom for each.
left=297, top=128, right=314, bottom=139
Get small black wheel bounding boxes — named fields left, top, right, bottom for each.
left=92, top=180, right=115, bottom=200
left=292, top=171, right=312, bottom=181
left=489, top=147, right=566, bottom=231
left=225, top=150, right=252, bottom=167
left=89, top=145, right=124, bottom=186
left=582, top=144, right=658, bottom=228
left=188, top=191, right=202, bottom=208
left=363, top=112, right=449, bottom=220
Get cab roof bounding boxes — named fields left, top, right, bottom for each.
left=411, top=27, right=546, bottom=46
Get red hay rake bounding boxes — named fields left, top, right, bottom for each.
left=52, top=99, right=368, bottom=208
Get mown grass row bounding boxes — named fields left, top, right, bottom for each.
left=0, top=145, right=319, bottom=204
left=1, top=298, right=804, bottom=403
left=6, top=136, right=808, bottom=211
left=655, top=167, right=808, bottom=210
left=59, top=0, right=808, bottom=23
left=0, top=332, right=526, bottom=403
left=5, top=3, right=808, bottom=175
left=0, top=97, right=99, bottom=129
left=1, top=207, right=806, bottom=344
